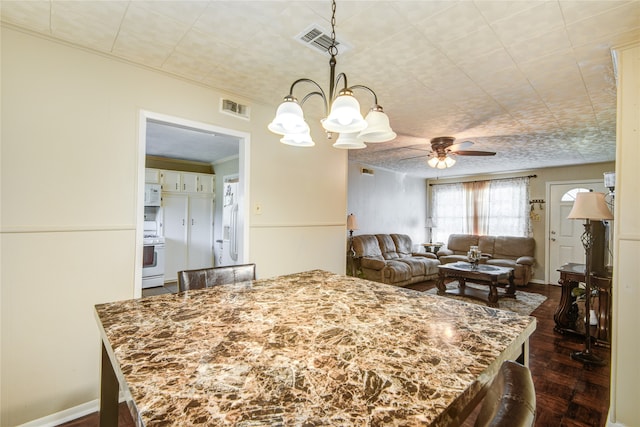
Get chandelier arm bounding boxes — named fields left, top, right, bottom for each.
left=300, top=91, right=329, bottom=115
left=349, top=84, right=379, bottom=105
left=289, top=78, right=329, bottom=113
left=333, top=72, right=349, bottom=98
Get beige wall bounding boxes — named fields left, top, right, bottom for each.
left=1, top=27, right=347, bottom=425
left=426, top=161, right=615, bottom=283
left=609, top=42, right=640, bottom=427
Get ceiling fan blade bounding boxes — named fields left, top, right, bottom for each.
left=448, top=140, right=474, bottom=151
left=453, top=150, right=496, bottom=156
left=398, top=153, right=430, bottom=161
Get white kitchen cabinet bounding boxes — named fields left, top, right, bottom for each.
left=162, top=192, right=214, bottom=282
left=161, top=170, right=214, bottom=193
left=161, top=170, right=182, bottom=192
left=145, top=168, right=161, bottom=183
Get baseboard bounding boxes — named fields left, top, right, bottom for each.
left=17, top=399, right=99, bottom=427
left=529, top=279, right=547, bottom=285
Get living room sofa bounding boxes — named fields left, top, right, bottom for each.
left=437, top=234, right=535, bottom=286
left=352, top=234, right=440, bottom=287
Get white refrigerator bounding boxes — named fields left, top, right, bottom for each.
left=219, top=178, right=239, bottom=265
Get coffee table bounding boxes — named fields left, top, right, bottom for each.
left=436, top=262, right=515, bottom=308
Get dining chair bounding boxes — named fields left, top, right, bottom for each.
left=177, top=263, right=256, bottom=292
left=474, top=360, right=536, bottom=427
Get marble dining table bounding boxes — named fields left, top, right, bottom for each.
left=94, top=269, right=536, bottom=426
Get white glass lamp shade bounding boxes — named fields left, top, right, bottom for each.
left=567, top=192, right=613, bottom=220
left=359, top=109, right=396, bottom=143
left=268, top=100, right=308, bottom=135
left=280, top=131, right=315, bottom=147
left=322, top=92, right=368, bottom=133
left=428, top=155, right=456, bottom=169
left=444, top=156, right=456, bottom=168
left=332, top=132, right=366, bottom=149
left=427, top=157, right=440, bottom=168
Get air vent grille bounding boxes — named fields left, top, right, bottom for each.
left=220, top=99, right=250, bottom=120
left=295, top=25, right=350, bottom=55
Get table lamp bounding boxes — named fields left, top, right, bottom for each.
left=567, top=191, right=613, bottom=366
left=347, top=214, right=359, bottom=275
left=425, top=218, right=435, bottom=243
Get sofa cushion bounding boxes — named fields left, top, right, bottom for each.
left=446, top=234, right=480, bottom=254
left=493, top=236, right=535, bottom=260
left=376, top=234, right=401, bottom=260
left=478, top=235, right=495, bottom=255
left=353, top=234, right=383, bottom=258
left=360, top=257, right=386, bottom=270
left=382, top=260, right=412, bottom=282
left=390, top=234, right=413, bottom=256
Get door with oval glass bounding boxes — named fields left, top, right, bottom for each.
left=547, top=180, right=606, bottom=284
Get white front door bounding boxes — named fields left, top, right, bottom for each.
left=547, top=180, right=606, bottom=284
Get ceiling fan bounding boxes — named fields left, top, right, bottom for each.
left=400, top=136, right=496, bottom=169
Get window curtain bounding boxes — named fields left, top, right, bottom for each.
left=463, top=180, right=490, bottom=235
left=431, top=177, right=531, bottom=242
left=431, top=183, right=463, bottom=243
left=487, top=177, right=531, bottom=237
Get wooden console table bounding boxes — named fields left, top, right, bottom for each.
left=553, top=263, right=612, bottom=346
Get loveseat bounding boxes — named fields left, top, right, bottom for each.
left=437, top=234, right=535, bottom=286
left=352, top=234, right=440, bottom=286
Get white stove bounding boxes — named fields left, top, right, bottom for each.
left=143, top=235, right=165, bottom=245
left=142, top=221, right=165, bottom=288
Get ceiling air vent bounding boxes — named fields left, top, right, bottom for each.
left=361, top=167, right=375, bottom=176
left=295, top=25, right=350, bottom=55
left=220, top=98, right=250, bottom=120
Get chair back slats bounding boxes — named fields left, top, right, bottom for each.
left=177, top=263, right=256, bottom=293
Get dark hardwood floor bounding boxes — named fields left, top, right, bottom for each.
left=60, top=282, right=610, bottom=427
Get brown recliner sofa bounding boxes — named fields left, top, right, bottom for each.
left=352, top=234, right=440, bottom=286
left=437, top=234, right=535, bottom=286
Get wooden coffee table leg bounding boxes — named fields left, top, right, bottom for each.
left=458, top=277, right=466, bottom=294
left=436, top=270, right=446, bottom=295
left=488, top=280, right=499, bottom=307
left=505, top=271, right=516, bottom=297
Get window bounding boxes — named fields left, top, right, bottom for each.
left=431, top=177, right=531, bottom=243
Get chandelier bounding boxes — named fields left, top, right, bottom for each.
left=267, top=0, right=395, bottom=149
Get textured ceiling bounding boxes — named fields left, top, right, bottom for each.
left=3, top=1, right=637, bottom=178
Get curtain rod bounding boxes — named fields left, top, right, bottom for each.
left=429, top=174, right=537, bottom=186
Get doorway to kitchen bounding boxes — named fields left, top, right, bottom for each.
left=135, top=110, right=250, bottom=296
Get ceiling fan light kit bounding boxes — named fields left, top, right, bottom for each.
left=425, top=136, right=495, bottom=169
left=267, top=0, right=395, bottom=149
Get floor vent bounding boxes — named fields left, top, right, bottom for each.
left=220, top=99, right=250, bottom=120
left=295, top=24, right=350, bottom=55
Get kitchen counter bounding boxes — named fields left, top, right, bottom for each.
left=95, top=270, right=536, bottom=426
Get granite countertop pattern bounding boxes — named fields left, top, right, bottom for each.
left=95, top=270, right=536, bottom=426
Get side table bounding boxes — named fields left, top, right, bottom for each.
left=422, top=243, right=443, bottom=254
left=554, top=263, right=612, bottom=346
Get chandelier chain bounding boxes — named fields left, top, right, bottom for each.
left=329, top=0, right=338, bottom=57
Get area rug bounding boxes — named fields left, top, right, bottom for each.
left=425, top=282, right=547, bottom=316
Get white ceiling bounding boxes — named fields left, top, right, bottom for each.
left=3, top=1, right=637, bottom=178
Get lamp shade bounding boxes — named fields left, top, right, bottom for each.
left=567, top=192, right=613, bottom=220
left=322, top=91, right=368, bottom=133
left=280, top=131, right=315, bottom=147
left=358, top=108, right=396, bottom=143
left=332, top=132, right=367, bottom=149
left=347, top=213, right=359, bottom=231
left=268, top=99, right=308, bottom=135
